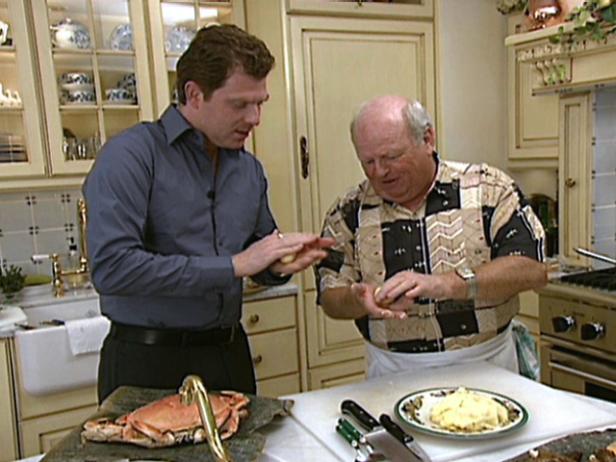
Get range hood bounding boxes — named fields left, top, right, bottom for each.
left=505, top=23, right=616, bottom=95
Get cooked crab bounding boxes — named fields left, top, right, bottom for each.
left=81, top=391, right=250, bottom=448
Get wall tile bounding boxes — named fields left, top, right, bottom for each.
left=594, top=140, right=616, bottom=173
left=0, top=231, right=35, bottom=264
left=595, top=87, right=616, bottom=109
left=594, top=105, right=616, bottom=143
left=0, top=196, right=33, bottom=233
left=0, top=188, right=84, bottom=275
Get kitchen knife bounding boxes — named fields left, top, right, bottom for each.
left=341, top=399, right=430, bottom=462
left=336, top=417, right=387, bottom=462
left=379, top=414, right=432, bottom=462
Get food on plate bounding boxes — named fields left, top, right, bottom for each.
left=81, top=391, right=249, bottom=448
left=429, top=387, right=509, bottom=432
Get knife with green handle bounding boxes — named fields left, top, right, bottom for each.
left=336, top=418, right=387, bottom=462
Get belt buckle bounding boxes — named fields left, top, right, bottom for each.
left=225, top=324, right=236, bottom=344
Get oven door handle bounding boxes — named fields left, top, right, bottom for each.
left=548, top=361, right=616, bottom=389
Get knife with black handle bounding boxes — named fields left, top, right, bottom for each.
left=379, top=414, right=432, bottom=462
left=341, top=399, right=381, bottom=430
left=341, top=399, right=431, bottom=462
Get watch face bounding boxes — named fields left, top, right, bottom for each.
left=457, top=267, right=475, bottom=279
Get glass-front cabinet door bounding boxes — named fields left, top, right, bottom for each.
left=148, top=0, right=245, bottom=116
left=0, top=0, right=47, bottom=179
left=31, top=0, right=154, bottom=175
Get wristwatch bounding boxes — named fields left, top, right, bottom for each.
left=455, top=266, right=478, bottom=299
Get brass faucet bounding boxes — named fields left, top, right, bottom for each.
left=31, top=198, right=90, bottom=297
left=179, top=375, right=232, bottom=462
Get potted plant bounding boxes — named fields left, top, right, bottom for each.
left=0, top=264, right=26, bottom=306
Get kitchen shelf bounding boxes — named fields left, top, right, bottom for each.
left=59, top=105, right=98, bottom=112
left=101, top=104, right=139, bottom=110
left=0, top=106, right=22, bottom=113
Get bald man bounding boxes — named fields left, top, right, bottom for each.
left=315, top=96, right=547, bottom=378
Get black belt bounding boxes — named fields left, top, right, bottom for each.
left=109, top=322, right=237, bottom=347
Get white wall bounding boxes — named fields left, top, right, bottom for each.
left=436, top=0, right=509, bottom=170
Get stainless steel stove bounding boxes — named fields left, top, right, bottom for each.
left=538, top=268, right=616, bottom=403
left=560, top=267, right=616, bottom=293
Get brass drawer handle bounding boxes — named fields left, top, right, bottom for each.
left=252, top=354, right=263, bottom=365
left=565, top=177, right=576, bottom=188
left=249, top=314, right=260, bottom=324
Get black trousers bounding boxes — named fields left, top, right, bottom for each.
left=97, top=323, right=256, bottom=404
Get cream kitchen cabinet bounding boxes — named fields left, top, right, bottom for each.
left=147, top=0, right=246, bottom=117
left=506, top=14, right=559, bottom=169
left=242, top=295, right=302, bottom=397
left=0, top=1, right=48, bottom=184
left=288, top=14, right=436, bottom=290
left=31, top=0, right=154, bottom=177
left=304, top=290, right=364, bottom=368
left=286, top=0, right=433, bottom=19
left=13, top=362, right=97, bottom=458
left=559, top=93, right=593, bottom=266
left=0, top=339, right=18, bottom=462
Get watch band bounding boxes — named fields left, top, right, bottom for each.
left=455, top=267, right=478, bottom=299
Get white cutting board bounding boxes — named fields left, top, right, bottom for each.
left=283, top=362, right=616, bottom=462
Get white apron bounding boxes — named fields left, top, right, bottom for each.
left=365, top=325, right=518, bottom=379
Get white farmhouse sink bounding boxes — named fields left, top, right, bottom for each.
left=14, top=290, right=103, bottom=396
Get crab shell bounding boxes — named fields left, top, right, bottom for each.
left=82, top=391, right=250, bottom=448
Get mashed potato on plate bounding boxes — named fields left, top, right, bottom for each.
left=430, top=387, right=510, bottom=432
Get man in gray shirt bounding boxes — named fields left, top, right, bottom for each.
left=84, top=25, right=333, bottom=402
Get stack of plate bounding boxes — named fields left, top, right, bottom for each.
left=0, top=132, right=26, bottom=163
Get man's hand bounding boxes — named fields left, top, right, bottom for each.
left=232, top=231, right=335, bottom=278
left=351, top=282, right=407, bottom=320
left=270, top=236, right=335, bottom=276
left=373, top=270, right=457, bottom=306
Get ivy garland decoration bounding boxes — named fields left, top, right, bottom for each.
left=551, top=0, right=616, bottom=43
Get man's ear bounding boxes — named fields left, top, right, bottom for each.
left=184, top=81, right=203, bottom=107
left=423, top=126, right=436, bottom=150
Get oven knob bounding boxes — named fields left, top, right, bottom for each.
left=552, top=316, right=575, bottom=332
left=580, top=323, right=605, bottom=341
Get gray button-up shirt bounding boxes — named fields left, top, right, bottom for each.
left=83, top=106, right=287, bottom=329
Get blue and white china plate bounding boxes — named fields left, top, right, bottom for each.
left=395, top=387, right=529, bottom=440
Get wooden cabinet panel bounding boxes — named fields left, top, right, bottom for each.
left=0, top=340, right=18, bottom=462
left=257, top=373, right=300, bottom=398
left=0, top=0, right=47, bottom=182
left=19, top=405, right=96, bottom=457
left=308, top=359, right=365, bottom=390
left=242, top=296, right=296, bottom=335
left=248, top=328, right=299, bottom=380
left=30, top=0, right=154, bottom=177
left=304, top=290, right=365, bottom=368
left=286, top=0, right=433, bottom=18
left=15, top=358, right=97, bottom=420
left=559, top=94, right=592, bottom=266
left=507, top=15, right=559, bottom=168
left=289, top=14, right=435, bottom=290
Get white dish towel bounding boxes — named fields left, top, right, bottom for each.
left=65, top=316, right=110, bottom=356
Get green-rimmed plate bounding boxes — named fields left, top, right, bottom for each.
left=395, top=387, right=529, bottom=440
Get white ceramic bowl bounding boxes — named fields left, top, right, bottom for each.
left=109, top=23, right=133, bottom=51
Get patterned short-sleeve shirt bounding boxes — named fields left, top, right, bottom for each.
left=315, top=156, right=545, bottom=353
